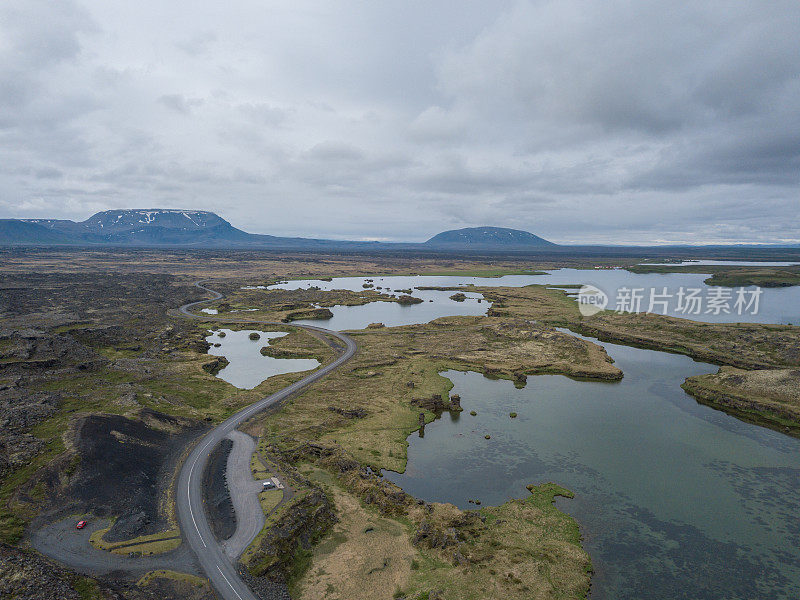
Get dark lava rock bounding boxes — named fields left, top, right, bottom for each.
left=237, top=567, right=290, bottom=600
left=0, top=390, right=60, bottom=479
left=396, top=294, right=423, bottom=305
left=0, top=543, right=138, bottom=600
left=411, top=394, right=461, bottom=412
left=328, top=406, right=368, bottom=419
left=283, top=307, right=334, bottom=322
left=202, top=356, right=229, bottom=375
left=107, top=511, right=150, bottom=542
left=248, top=487, right=337, bottom=581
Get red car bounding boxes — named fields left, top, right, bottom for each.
left=76, top=520, right=87, bottom=530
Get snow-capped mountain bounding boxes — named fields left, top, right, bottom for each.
left=14, top=209, right=255, bottom=246
left=84, top=209, right=231, bottom=234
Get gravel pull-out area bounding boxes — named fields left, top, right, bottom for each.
left=29, top=517, right=200, bottom=579
left=222, top=430, right=269, bottom=559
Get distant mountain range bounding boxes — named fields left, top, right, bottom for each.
left=0, top=210, right=556, bottom=250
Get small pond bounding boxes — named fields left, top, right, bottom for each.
left=206, top=328, right=319, bottom=389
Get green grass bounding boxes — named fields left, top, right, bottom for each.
left=259, top=488, right=284, bottom=514
left=628, top=264, right=800, bottom=288
left=90, top=526, right=181, bottom=554
left=287, top=547, right=316, bottom=594
left=52, top=323, right=93, bottom=333
left=71, top=576, right=104, bottom=600
left=137, top=570, right=207, bottom=588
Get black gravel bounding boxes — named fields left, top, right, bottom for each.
left=203, top=438, right=236, bottom=541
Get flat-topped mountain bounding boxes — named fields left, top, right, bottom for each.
left=425, top=226, right=555, bottom=247
left=21, top=209, right=252, bottom=245
left=82, top=209, right=232, bottom=233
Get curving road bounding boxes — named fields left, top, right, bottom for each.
left=176, top=282, right=356, bottom=600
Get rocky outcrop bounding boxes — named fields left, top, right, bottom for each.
left=0, top=544, right=115, bottom=600
left=0, top=389, right=60, bottom=480
left=283, top=307, right=334, bottom=322
left=396, top=294, right=423, bottom=305
left=682, top=367, right=800, bottom=433
left=247, top=487, right=336, bottom=581
left=411, top=510, right=485, bottom=568
left=411, top=394, right=463, bottom=413
left=328, top=406, right=368, bottom=419
left=202, top=356, right=229, bottom=375
left=283, top=442, right=414, bottom=517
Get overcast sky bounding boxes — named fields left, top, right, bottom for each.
left=1, top=1, right=798, bottom=244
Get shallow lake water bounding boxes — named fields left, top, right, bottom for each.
left=265, top=269, right=800, bottom=327
left=295, top=288, right=485, bottom=330
left=385, top=337, right=800, bottom=599
left=642, top=260, right=800, bottom=267
left=206, top=328, right=319, bottom=389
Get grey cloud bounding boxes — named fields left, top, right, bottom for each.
left=35, top=167, right=63, bottom=179
left=176, top=31, right=217, bottom=56
left=302, top=142, right=365, bottom=162
left=237, top=103, right=289, bottom=127
left=0, top=0, right=798, bottom=244
left=158, top=94, right=204, bottom=113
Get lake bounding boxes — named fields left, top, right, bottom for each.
left=385, top=336, right=800, bottom=599
left=265, top=269, right=800, bottom=327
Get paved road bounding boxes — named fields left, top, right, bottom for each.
left=176, top=282, right=356, bottom=600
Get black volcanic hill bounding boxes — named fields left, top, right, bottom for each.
left=425, top=226, right=555, bottom=247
